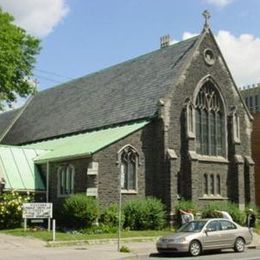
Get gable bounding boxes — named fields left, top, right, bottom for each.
left=0, top=36, right=198, bottom=145
left=195, top=29, right=252, bottom=120
left=168, top=28, right=252, bottom=122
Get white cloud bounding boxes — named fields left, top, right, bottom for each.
left=0, top=0, right=69, bottom=37
left=203, top=0, right=235, bottom=7
left=183, top=32, right=199, bottom=40
left=177, top=30, right=260, bottom=87
left=215, top=30, right=260, bottom=86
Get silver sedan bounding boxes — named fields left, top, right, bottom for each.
left=156, top=218, right=252, bottom=256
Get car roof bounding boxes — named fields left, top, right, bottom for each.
left=195, top=218, right=233, bottom=222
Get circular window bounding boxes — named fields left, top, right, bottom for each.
left=204, top=48, right=215, bottom=65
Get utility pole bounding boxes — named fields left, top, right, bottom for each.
left=117, top=164, right=122, bottom=252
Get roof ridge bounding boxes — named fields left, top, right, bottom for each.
left=2, top=35, right=200, bottom=144
left=38, top=36, right=200, bottom=94
left=0, top=97, right=33, bottom=142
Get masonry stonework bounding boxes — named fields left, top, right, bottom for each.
left=0, top=17, right=257, bottom=223
left=163, top=31, right=254, bottom=212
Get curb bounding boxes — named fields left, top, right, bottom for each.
left=47, top=236, right=159, bottom=247
left=247, top=245, right=256, bottom=249
left=247, top=244, right=260, bottom=250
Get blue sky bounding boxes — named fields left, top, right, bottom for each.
left=1, top=0, right=260, bottom=95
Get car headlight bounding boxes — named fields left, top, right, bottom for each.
left=174, top=238, right=186, bottom=243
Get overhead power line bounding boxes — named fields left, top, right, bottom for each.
left=35, top=69, right=73, bottom=80
left=34, top=74, right=63, bottom=84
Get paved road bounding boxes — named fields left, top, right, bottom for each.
left=1, top=233, right=260, bottom=260
left=141, top=250, right=260, bottom=260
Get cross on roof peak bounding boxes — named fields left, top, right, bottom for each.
left=202, top=10, right=211, bottom=29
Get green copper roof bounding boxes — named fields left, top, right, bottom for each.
left=25, top=120, right=149, bottom=163
left=0, top=145, right=46, bottom=191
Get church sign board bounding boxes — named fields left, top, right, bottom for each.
left=23, top=203, right=53, bottom=219
left=22, top=203, right=53, bottom=231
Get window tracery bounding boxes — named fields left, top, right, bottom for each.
left=195, top=81, right=225, bottom=156
left=119, top=145, right=138, bottom=191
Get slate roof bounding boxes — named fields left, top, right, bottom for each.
left=0, top=108, right=21, bottom=138
left=0, top=36, right=199, bottom=145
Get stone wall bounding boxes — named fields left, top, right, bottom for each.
left=39, top=120, right=165, bottom=209
left=38, top=30, right=255, bottom=214
left=252, top=112, right=260, bottom=206
left=46, top=157, right=90, bottom=205
left=163, top=31, right=254, bottom=211
left=93, top=120, right=164, bottom=208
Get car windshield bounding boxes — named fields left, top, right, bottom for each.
left=178, top=220, right=207, bottom=232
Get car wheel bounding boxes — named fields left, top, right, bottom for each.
left=234, top=237, right=245, bottom=252
left=189, top=240, right=201, bottom=256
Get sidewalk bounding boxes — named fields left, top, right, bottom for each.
left=47, top=231, right=260, bottom=249
left=65, top=232, right=260, bottom=259
left=46, top=231, right=260, bottom=257
left=248, top=232, right=260, bottom=249
left=0, top=232, right=259, bottom=260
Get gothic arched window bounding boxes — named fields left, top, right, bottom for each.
left=203, top=174, right=208, bottom=195
left=57, top=164, right=75, bottom=197
left=203, top=173, right=222, bottom=196
left=195, top=81, right=225, bottom=156
left=216, top=174, right=221, bottom=195
left=119, top=145, right=138, bottom=191
left=231, top=107, right=240, bottom=143
left=210, top=174, right=214, bottom=195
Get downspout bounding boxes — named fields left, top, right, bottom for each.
left=46, top=161, right=50, bottom=202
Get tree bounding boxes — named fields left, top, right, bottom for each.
left=0, top=7, right=41, bottom=110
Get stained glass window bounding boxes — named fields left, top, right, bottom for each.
left=58, top=164, right=74, bottom=196
left=195, top=81, right=225, bottom=156
left=120, top=146, right=138, bottom=190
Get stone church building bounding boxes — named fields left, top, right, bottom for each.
left=0, top=17, right=255, bottom=213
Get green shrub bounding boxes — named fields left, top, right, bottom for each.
left=0, top=190, right=31, bottom=229
left=61, top=193, right=99, bottom=229
left=175, top=199, right=197, bottom=213
left=174, top=200, right=197, bottom=227
left=99, top=203, right=125, bottom=228
left=120, top=245, right=130, bottom=253
left=201, top=201, right=246, bottom=225
left=123, top=197, right=166, bottom=230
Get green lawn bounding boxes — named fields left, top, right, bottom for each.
left=2, top=223, right=259, bottom=242
left=1, top=228, right=172, bottom=242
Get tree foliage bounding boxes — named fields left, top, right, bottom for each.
left=0, top=7, right=41, bottom=109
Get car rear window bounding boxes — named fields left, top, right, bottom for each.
left=220, top=220, right=237, bottom=230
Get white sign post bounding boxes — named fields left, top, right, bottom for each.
left=52, top=219, right=56, bottom=241
left=22, top=203, right=53, bottom=231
